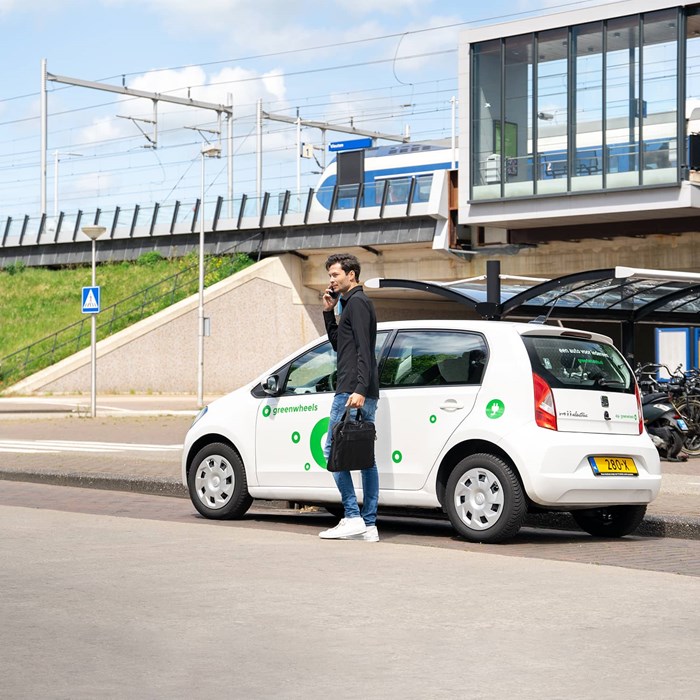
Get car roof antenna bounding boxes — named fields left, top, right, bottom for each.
left=529, top=297, right=558, bottom=325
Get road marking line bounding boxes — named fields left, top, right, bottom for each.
left=0, top=447, right=61, bottom=454
left=0, top=440, right=182, bottom=453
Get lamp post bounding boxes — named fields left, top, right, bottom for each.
left=82, top=225, right=106, bottom=418
left=198, top=144, right=222, bottom=408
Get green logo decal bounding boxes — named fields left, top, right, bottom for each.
left=309, top=417, right=330, bottom=469
left=392, top=450, right=403, bottom=464
left=262, top=405, right=271, bottom=417
left=429, top=414, right=437, bottom=424
left=485, top=399, right=505, bottom=419
left=304, top=463, right=311, bottom=471
left=291, top=431, right=301, bottom=444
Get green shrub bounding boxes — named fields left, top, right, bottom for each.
left=137, top=251, right=165, bottom=266
left=4, top=261, right=26, bottom=275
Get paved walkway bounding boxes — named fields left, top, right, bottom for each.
left=0, top=394, right=698, bottom=539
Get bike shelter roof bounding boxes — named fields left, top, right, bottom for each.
left=365, top=267, right=700, bottom=325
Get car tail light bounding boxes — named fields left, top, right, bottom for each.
left=533, top=373, right=557, bottom=431
left=634, top=383, right=643, bottom=435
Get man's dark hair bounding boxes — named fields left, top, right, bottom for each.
left=325, top=253, right=361, bottom=282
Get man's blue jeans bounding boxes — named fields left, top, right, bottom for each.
left=323, top=392, right=379, bottom=526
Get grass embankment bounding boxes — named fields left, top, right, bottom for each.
left=0, top=252, right=253, bottom=388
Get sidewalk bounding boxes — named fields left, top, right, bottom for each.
left=0, top=394, right=698, bottom=539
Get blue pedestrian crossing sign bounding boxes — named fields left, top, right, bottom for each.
left=82, top=286, right=100, bottom=314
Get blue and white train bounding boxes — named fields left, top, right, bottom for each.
left=313, top=142, right=455, bottom=210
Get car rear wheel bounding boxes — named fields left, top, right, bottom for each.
left=571, top=504, right=646, bottom=538
left=188, top=442, right=253, bottom=520
left=445, top=453, right=527, bottom=543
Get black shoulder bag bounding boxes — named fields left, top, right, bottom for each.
left=327, top=407, right=376, bottom=472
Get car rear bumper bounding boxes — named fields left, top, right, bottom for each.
left=505, top=429, right=662, bottom=507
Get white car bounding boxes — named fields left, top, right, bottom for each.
left=182, top=320, right=660, bottom=543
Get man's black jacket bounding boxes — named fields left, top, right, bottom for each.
left=323, top=285, right=379, bottom=398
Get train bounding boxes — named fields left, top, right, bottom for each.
left=313, top=141, right=455, bottom=210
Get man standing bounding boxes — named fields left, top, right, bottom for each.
left=319, top=253, right=380, bottom=542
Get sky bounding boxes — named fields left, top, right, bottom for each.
left=0, top=0, right=613, bottom=225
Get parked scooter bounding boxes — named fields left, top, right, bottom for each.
left=636, top=364, right=689, bottom=461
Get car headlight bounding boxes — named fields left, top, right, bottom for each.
left=191, top=405, right=208, bottom=427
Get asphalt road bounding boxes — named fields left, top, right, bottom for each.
left=1, top=483, right=698, bottom=700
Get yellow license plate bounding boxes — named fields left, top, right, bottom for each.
left=588, top=456, right=638, bottom=476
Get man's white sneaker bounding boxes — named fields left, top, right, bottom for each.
left=319, top=517, right=366, bottom=539
left=342, top=525, right=379, bottom=542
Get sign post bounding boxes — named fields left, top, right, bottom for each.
left=81, top=226, right=106, bottom=418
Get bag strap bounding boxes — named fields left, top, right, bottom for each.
left=342, top=406, right=364, bottom=424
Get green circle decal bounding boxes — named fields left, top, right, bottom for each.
left=429, top=414, right=437, bottom=424
left=262, top=405, right=271, bottom=417
left=309, top=417, right=330, bottom=469
left=291, top=431, right=301, bottom=444
left=304, top=463, right=311, bottom=471
left=485, top=399, right=505, bottom=419
left=392, top=450, right=403, bottom=463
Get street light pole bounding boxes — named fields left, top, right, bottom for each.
left=81, top=225, right=106, bottom=418
left=198, top=144, right=222, bottom=408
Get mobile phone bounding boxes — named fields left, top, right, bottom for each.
left=328, top=289, right=339, bottom=299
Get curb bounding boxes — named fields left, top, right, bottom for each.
left=0, top=469, right=187, bottom=499
left=1, top=469, right=698, bottom=541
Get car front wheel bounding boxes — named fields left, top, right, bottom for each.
left=188, top=442, right=253, bottom=520
left=571, top=504, right=646, bottom=538
left=445, top=453, right=527, bottom=543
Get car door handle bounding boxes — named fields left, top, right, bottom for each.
left=440, top=400, right=464, bottom=412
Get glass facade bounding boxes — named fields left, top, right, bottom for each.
left=470, top=7, right=683, bottom=200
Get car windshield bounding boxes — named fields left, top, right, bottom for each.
left=521, top=335, right=634, bottom=393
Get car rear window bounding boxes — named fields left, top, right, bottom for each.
left=521, top=335, right=634, bottom=393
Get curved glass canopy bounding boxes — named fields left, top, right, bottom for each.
left=366, top=267, right=700, bottom=324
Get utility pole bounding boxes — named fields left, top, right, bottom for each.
left=40, top=59, right=48, bottom=216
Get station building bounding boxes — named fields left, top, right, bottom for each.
left=458, top=0, right=700, bottom=251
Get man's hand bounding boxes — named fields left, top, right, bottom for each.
left=346, top=392, right=365, bottom=408
left=322, top=289, right=338, bottom=312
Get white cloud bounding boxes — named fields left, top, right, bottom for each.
left=78, top=116, right=126, bottom=145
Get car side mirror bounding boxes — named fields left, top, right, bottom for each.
left=262, top=375, right=280, bottom=395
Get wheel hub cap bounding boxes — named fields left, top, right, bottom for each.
left=194, top=455, right=235, bottom=510
left=453, top=467, right=505, bottom=531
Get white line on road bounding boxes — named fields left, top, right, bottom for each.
left=0, top=448, right=61, bottom=454
left=0, top=440, right=182, bottom=454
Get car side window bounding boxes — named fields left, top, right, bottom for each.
left=380, top=330, right=488, bottom=388
left=284, top=342, right=337, bottom=395
left=283, top=331, right=390, bottom=395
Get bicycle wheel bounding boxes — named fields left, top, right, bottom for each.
left=676, top=399, right=700, bottom=456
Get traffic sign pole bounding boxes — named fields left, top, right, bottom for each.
left=81, top=225, right=106, bottom=418
left=90, top=237, right=97, bottom=418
